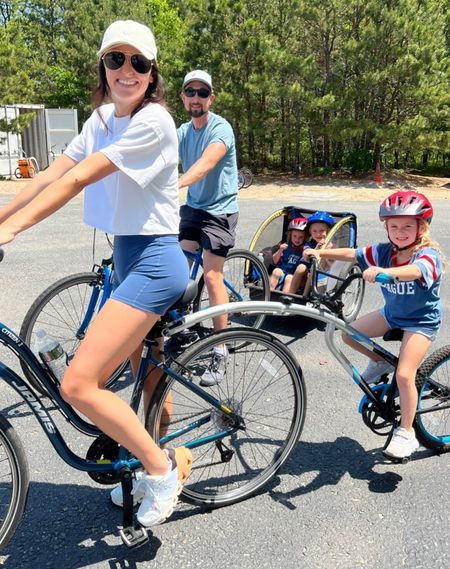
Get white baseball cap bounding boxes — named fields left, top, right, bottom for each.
left=97, top=20, right=157, bottom=61
left=182, top=70, right=213, bottom=91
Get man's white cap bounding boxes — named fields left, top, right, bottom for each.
left=182, top=70, right=213, bottom=90
left=97, top=20, right=157, bottom=61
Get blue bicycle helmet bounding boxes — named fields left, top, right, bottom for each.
left=306, top=211, right=335, bottom=228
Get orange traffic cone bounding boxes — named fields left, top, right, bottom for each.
left=373, top=161, right=384, bottom=183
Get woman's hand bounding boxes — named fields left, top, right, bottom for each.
left=0, top=227, right=15, bottom=246
left=362, top=266, right=384, bottom=283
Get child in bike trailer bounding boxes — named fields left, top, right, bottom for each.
left=304, top=191, right=444, bottom=460
left=0, top=20, right=193, bottom=526
left=270, top=217, right=308, bottom=292
left=290, top=211, right=335, bottom=296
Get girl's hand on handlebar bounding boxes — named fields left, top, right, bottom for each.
left=363, top=266, right=398, bottom=284
left=362, top=266, right=384, bottom=283
left=303, top=248, right=319, bottom=260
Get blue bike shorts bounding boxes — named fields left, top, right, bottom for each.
left=112, top=235, right=189, bottom=316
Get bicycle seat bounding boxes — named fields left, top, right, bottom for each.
left=383, top=329, right=404, bottom=342
left=168, top=279, right=198, bottom=311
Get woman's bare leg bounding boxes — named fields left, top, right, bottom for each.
left=60, top=298, right=169, bottom=476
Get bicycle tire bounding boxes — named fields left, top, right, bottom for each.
left=146, top=328, right=306, bottom=507
left=14, top=168, right=22, bottom=179
left=20, top=272, right=128, bottom=396
left=0, top=412, right=29, bottom=551
left=241, top=167, right=254, bottom=189
left=237, top=170, right=245, bottom=190
left=414, top=344, right=450, bottom=452
left=328, top=262, right=365, bottom=323
left=193, top=249, right=270, bottom=332
left=319, top=216, right=365, bottom=320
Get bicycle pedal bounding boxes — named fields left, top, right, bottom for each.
left=382, top=450, right=411, bottom=464
left=119, top=525, right=149, bottom=548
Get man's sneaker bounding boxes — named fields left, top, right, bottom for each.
left=165, top=330, right=199, bottom=353
left=110, top=470, right=144, bottom=508
left=136, top=447, right=193, bottom=528
left=362, top=359, right=395, bottom=384
left=200, top=351, right=228, bottom=387
left=384, top=427, right=419, bottom=460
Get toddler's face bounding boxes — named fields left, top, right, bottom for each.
left=290, top=229, right=306, bottom=246
left=309, top=222, right=329, bottom=244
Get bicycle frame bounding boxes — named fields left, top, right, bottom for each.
left=0, top=319, right=244, bottom=474
left=168, top=300, right=400, bottom=415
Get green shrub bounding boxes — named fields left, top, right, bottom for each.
left=313, top=165, right=333, bottom=176
left=344, top=149, right=374, bottom=173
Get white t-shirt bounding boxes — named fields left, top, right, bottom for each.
left=65, top=103, right=180, bottom=235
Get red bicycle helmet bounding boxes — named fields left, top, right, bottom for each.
left=288, top=217, right=308, bottom=231
left=379, top=191, right=433, bottom=223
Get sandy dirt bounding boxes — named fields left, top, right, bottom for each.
left=1, top=172, right=449, bottom=202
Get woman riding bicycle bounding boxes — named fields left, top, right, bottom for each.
left=304, top=191, right=444, bottom=460
left=0, top=20, right=192, bottom=526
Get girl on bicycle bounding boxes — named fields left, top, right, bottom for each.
left=304, top=191, right=443, bottom=460
left=0, top=20, right=192, bottom=526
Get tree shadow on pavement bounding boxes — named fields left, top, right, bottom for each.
left=264, top=436, right=405, bottom=510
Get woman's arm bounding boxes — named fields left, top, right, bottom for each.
left=0, top=155, right=77, bottom=224
left=0, top=152, right=117, bottom=245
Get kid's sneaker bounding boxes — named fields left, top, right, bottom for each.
left=384, top=427, right=419, bottom=460
left=136, top=447, right=193, bottom=527
left=362, top=360, right=395, bottom=384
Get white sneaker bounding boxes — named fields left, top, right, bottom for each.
left=136, top=447, right=193, bottom=527
left=362, top=360, right=395, bottom=384
left=384, top=427, right=419, bottom=459
left=110, top=470, right=144, bottom=507
left=200, top=350, right=229, bottom=387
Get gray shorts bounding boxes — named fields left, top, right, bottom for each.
left=179, top=204, right=239, bottom=258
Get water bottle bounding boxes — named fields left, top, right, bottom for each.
left=35, top=329, right=68, bottom=382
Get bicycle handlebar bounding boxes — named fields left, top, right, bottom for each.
left=309, top=257, right=397, bottom=315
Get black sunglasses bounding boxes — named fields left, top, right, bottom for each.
left=183, top=87, right=211, bottom=99
left=102, top=51, right=152, bottom=74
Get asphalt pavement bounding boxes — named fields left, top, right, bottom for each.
left=0, top=190, right=449, bottom=569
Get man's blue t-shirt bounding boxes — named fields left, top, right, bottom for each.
left=355, top=242, right=442, bottom=330
left=177, top=112, right=238, bottom=215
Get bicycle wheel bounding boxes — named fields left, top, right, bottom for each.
left=414, top=345, right=450, bottom=452
left=146, top=328, right=305, bottom=507
left=0, top=413, right=29, bottom=551
left=319, top=216, right=365, bottom=320
left=193, top=249, right=270, bottom=332
left=20, top=272, right=128, bottom=395
left=326, top=261, right=365, bottom=322
left=241, top=167, right=254, bottom=189
left=237, top=170, right=245, bottom=190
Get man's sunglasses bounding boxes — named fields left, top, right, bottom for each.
left=183, top=87, right=211, bottom=99
left=102, top=51, right=152, bottom=74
